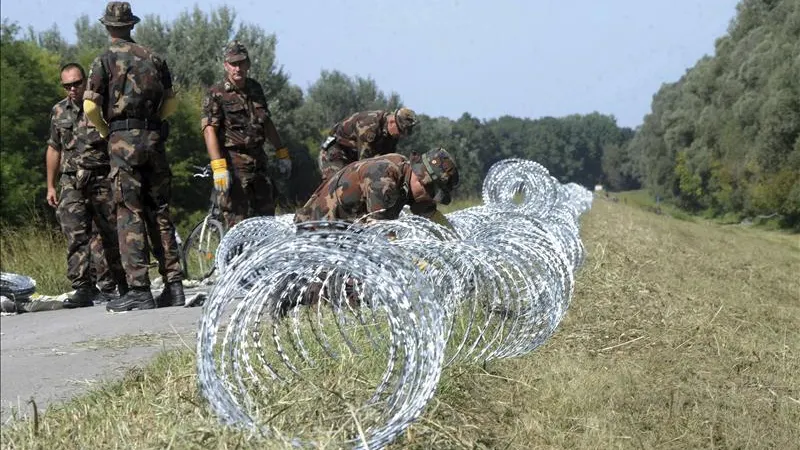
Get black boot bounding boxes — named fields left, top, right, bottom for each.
left=64, top=287, right=96, bottom=309
left=92, top=288, right=118, bottom=303
left=156, top=281, right=185, bottom=308
left=117, top=280, right=129, bottom=297
left=106, top=287, right=155, bottom=312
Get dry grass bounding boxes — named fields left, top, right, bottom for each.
left=2, top=197, right=798, bottom=449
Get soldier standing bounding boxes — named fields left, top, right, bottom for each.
left=318, top=108, right=418, bottom=184
left=294, top=147, right=459, bottom=227
left=45, top=62, right=128, bottom=308
left=202, top=40, right=292, bottom=228
left=83, top=1, right=185, bottom=311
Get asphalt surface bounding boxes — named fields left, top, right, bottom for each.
left=0, top=290, right=210, bottom=423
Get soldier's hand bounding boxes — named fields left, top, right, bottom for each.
left=210, top=158, right=230, bottom=192
left=276, top=147, right=292, bottom=178
left=46, top=187, right=58, bottom=208
left=277, top=158, right=292, bottom=178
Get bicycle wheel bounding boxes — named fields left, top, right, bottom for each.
left=181, top=217, right=226, bottom=281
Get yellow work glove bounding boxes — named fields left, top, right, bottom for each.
left=83, top=99, right=109, bottom=138
left=210, top=158, right=230, bottom=192
left=276, top=146, right=292, bottom=177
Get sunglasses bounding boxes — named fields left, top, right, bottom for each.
left=62, top=79, right=84, bottom=89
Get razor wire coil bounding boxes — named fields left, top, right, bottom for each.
left=197, top=158, right=594, bottom=449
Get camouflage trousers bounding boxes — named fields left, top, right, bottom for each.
left=56, top=168, right=126, bottom=291
left=318, top=144, right=357, bottom=185
left=90, top=224, right=118, bottom=293
left=109, top=129, right=183, bottom=289
left=217, top=150, right=275, bottom=228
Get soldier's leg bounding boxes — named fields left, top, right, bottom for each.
left=226, top=157, right=250, bottom=226
left=90, top=171, right=128, bottom=297
left=55, top=174, right=95, bottom=307
left=249, top=169, right=276, bottom=217
left=89, top=225, right=114, bottom=292
left=146, top=141, right=186, bottom=307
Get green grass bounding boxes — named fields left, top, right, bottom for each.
left=2, top=197, right=799, bottom=449
left=0, top=223, right=71, bottom=295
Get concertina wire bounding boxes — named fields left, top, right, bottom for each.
left=196, top=158, right=594, bottom=449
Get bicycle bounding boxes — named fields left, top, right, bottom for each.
left=180, top=164, right=227, bottom=281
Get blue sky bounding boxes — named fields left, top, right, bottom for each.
left=3, top=0, right=741, bottom=128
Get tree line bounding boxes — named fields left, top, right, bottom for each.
left=2, top=0, right=796, bottom=230
left=618, top=0, right=799, bottom=228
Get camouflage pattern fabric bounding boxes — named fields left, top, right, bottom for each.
left=86, top=36, right=182, bottom=289
left=294, top=153, right=436, bottom=224
left=90, top=225, right=118, bottom=293
left=201, top=78, right=272, bottom=154
left=56, top=170, right=126, bottom=291
left=318, top=110, right=400, bottom=183
left=47, top=99, right=109, bottom=172
left=108, top=130, right=183, bottom=288
left=215, top=151, right=275, bottom=227
left=49, top=97, right=125, bottom=292
left=202, top=78, right=276, bottom=226
left=84, top=37, right=171, bottom=123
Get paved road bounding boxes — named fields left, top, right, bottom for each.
left=0, top=290, right=209, bottom=423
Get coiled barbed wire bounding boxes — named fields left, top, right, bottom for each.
left=197, top=222, right=446, bottom=449
left=214, top=215, right=296, bottom=275
left=197, top=158, right=595, bottom=448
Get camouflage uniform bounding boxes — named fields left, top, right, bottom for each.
left=90, top=225, right=118, bottom=294
left=48, top=97, right=126, bottom=296
left=202, top=64, right=276, bottom=227
left=318, top=108, right=417, bottom=184
left=294, top=148, right=459, bottom=224
left=84, top=26, right=182, bottom=291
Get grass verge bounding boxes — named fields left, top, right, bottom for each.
left=1, top=196, right=798, bottom=449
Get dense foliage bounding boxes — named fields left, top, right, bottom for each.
left=624, top=0, right=799, bottom=227
left=2, top=0, right=796, bottom=229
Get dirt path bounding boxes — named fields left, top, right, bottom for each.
left=0, top=289, right=210, bottom=423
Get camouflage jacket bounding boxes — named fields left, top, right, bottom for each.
left=84, top=37, right=173, bottom=123
left=47, top=98, right=109, bottom=172
left=201, top=78, right=271, bottom=154
left=330, top=110, right=399, bottom=160
left=294, top=153, right=436, bottom=224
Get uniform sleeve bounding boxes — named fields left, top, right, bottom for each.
left=159, top=58, right=174, bottom=92
left=200, top=90, right=222, bottom=130
left=46, top=107, right=61, bottom=151
left=83, top=56, right=107, bottom=105
left=356, top=119, right=380, bottom=160
left=362, top=164, right=403, bottom=220
left=250, top=81, right=271, bottom=117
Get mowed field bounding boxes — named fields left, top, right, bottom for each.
left=2, top=196, right=798, bottom=449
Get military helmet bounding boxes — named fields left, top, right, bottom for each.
left=224, top=40, right=249, bottom=63
left=99, top=1, right=140, bottom=27
left=393, top=107, right=418, bottom=134
left=411, top=147, right=459, bottom=205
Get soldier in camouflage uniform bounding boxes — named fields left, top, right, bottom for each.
left=84, top=1, right=185, bottom=311
left=45, top=62, right=128, bottom=308
left=318, top=108, right=418, bottom=185
left=294, top=147, right=459, bottom=225
left=90, top=225, right=119, bottom=300
left=202, top=40, right=292, bottom=228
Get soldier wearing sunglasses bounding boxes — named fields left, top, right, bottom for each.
left=45, top=62, right=128, bottom=308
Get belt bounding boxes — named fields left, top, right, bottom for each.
left=63, top=166, right=111, bottom=177
left=108, top=118, right=162, bottom=133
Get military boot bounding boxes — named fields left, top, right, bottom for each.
left=106, top=287, right=156, bottom=312
left=92, top=290, right=114, bottom=303
left=155, top=281, right=185, bottom=308
left=63, top=287, right=96, bottom=309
